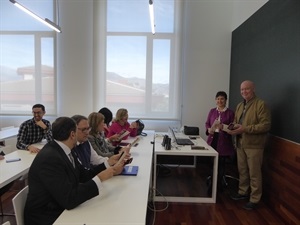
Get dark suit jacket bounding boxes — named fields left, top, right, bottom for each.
left=24, top=141, right=106, bottom=225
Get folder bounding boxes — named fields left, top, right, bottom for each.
left=120, top=166, right=139, bottom=176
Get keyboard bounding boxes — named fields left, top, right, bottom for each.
left=176, top=138, right=194, bottom=145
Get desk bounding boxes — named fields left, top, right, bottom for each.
left=153, top=133, right=218, bottom=203
left=0, top=150, right=36, bottom=188
left=0, top=127, right=19, bottom=141
left=0, top=127, right=19, bottom=153
left=54, top=131, right=155, bottom=225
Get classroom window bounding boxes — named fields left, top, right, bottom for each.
left=97, top=0, right=181, bottom=119
left=0, top=0, right=56, bottom=115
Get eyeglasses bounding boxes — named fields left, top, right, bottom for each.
left=77, top=127, right=91, bottom=132
left=32, top=111, right=43, bottom=115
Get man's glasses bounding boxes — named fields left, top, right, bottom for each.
left=32, top=111, right=43, bottom=115
left=77, top=127, right=91, bottom=132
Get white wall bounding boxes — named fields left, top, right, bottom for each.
left=0, top=0, right=268, bottom=135
left=57, top=0, right=94, bottom=117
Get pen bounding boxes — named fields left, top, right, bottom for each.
left=6, top=158, right=21, bottom=163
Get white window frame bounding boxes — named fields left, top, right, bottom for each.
left=0, top=0, right=57, bottom=116
left=94, top=0, right=183, bottom=120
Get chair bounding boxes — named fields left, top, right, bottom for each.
left=0, top=182, right=15, bottom=216
left=206, top=155, right=239, bottom=193
left=2, top=221, right=11, bottom=225
left=12, top=186, right=28, bottom=225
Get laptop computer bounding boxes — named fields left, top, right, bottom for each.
left=169, top=127, right=195, bottom=145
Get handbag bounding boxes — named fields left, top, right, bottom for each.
left=135, top=119, right=147, bottom=136
left=183, top=126, right=199, bottom=135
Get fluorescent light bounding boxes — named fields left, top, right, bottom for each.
left=9, top=0, right=61, bottom=33
left=149, top=0, right=155, bottom=34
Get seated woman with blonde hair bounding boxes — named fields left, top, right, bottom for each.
left=107, top=108, right=138, bottom=145
left=88, top=112, right=129, bottom=157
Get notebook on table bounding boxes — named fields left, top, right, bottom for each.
left=121, top=166, right=139, bottom=176
left=169, top=127, right=195, bottom=145
left=119, top=137, right=140, bottom=147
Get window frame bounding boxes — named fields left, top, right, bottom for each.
left=0, top=0, right=57, bottom=116
left=95, top=0, right=182, bottom=120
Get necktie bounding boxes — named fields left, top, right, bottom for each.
left=69, top=152, right=75, bottom=168
left=239, top=102, right=247, bottom=124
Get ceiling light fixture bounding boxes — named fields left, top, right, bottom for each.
left=9, top=0, right=62, bottom=33
left=149, top=0, right=155, bottom=34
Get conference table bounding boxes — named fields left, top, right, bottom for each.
left=0, top=127, right=19, bottom=141
left=0, top=140, right=47, bottom=189
left=0, top=150, right=36, bottom=189
left=153, top=132, right=218, bottom=203
left=54, top=130, right=155, bottom=225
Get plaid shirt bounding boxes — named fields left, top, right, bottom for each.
left=16, top=118, right=53, bottom=150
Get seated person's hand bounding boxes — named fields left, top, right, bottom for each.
left=97, top=167, right=114, bottom=181
left=108, top=151, right=131, bottom=166
left=35, top=120, right=47, bottom=129
left=112, top=162, right=125, bottom=175
left=0, top=155, right=4, bottom=160
left=27, top=145, right=40, bottom=153
left=108, top=133, right=120, bottom=142
left=103, top=124, right=108, bottom=130
left=121, top=146, right=131, bottom=154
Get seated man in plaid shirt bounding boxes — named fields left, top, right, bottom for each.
left=16, top=104, right=53, bottom=153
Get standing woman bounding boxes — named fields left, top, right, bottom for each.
left=205, top=91, right=235, bottom=191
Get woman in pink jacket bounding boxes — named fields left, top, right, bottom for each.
left=107, top=108, right=138, bottom=145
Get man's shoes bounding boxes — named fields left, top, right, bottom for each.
left=243, top=202, right=258, bottom=210
left=230, top=193, right=249, bottom=200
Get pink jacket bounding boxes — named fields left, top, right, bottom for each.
left=107, top=121, right=137, bottom=141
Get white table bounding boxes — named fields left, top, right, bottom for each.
left=0, top=127, right=19, bottom=153
left=54, top=130, right=155, bottom=225
left=153, top=133, right=218, bottom=203
left=0, top=150, right=36, bottom=188
left=0, top=127, right=19, bottom=141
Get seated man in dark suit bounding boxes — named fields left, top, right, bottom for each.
left=24, top=117, right=125, bottom=225
left=71, top=115, right=130, bottom=169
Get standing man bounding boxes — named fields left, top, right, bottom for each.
left=16, top=104, right=53, bottom=153
left=24, top=117, right=124, bottom=225
left=228, top=80, right=271, bottom=210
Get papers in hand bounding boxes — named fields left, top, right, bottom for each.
left=210, top=120, right=220, bottom=132
left=223, top=123, right=237, bottom=132
left=129, top=137, right=140, bottom=147
left=116, top=152, right=126, bottom=166
left=119, top=137, right=140, bottom=147
left=117, top=130, right=130, bottom=140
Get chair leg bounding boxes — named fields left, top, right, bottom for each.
left=224, top=174, right=239, bottom=182
left=222, top=175, right=228, bottom=187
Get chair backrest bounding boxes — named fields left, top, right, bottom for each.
left=12, top=186, right=28, bottom=225
left=2, top=221, right=11, bottom=225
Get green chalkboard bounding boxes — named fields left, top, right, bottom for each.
left=229, top=0, right=300, bottom=143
